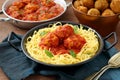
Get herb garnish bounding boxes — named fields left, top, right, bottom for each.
left=73, top=26, right=79, bottom=34
left=40, top=31, right=48, bottom=36
left=45, top=49, right=53, bottom=58
left=69, top=50, right=76, bottom=58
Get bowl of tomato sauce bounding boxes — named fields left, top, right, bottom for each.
left=1, top=0, right=67, bottom=29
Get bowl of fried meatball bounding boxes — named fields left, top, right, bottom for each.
left=72, top=0, right=120, bottom=37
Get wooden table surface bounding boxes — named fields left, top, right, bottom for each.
left=0, top=0, right=120, bottom=80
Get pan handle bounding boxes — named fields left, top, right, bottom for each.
left=0, top=10, right=11, bottom=21
left=0, top=10, right=3, bottom=14
left=7, top=32, right=22, bottom=52
left=103, top=32, right=118, bottom=52
left=0, top=17, right=10, bottom=21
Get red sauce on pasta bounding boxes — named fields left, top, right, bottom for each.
left=39, top=25, right=86, bottom=55
left=6, top=0, right=64, bottom=21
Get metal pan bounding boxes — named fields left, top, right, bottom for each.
left=0, top=0, right=69, bottom=29
left=7, top=21, right=117, bottom=68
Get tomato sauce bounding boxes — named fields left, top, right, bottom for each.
left=6, top=0, right=64, bottom=21
left=39, top=25, right=86, bottom=55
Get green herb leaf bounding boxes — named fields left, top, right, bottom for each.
left=69, top=50, right=76, bottom=58
left=45, top=49, right=54, bottom=58
left=40, top=31, right=47, bottom=36
left=73, top=26, right=79, bottom=34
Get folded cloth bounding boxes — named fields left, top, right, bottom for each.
left=0, top=34, right=37, bottom=80
left=0, top=33, right=119, bottom=80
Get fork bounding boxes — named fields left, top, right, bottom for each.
left=85, top=51, right=120, bottom=80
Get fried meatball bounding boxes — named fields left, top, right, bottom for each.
left=22, top=13, right=38, bottom=21
left=12, top=1, right=25, bottom=9
left=81, top=0, right=94, bottom=8
left=22, top=0, right=31, bottom=4
left=9, top=11, right=21, bottom=19
left=54, top=25, right=74, bottom=39
left=102, top=9, right=115, bottom=16
left=87, top=8, right=100, bottom=16
left=95, top=0, right=109, bottom=11
left=24, top=3, right=39, bottom=14
left=7, top=6, right=19, bottom=14
left=76, top=6, right=88, bottom=13
left=49, top=45, right=69, bottom=55
left=39, top=32, right=59, bottom=47
left=110, top=0, right=120, bottom=13
left=74, top=0, right=83, bottom=8
left=64, top=34, right=86, bottom=50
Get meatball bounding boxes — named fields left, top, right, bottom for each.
left=74, top=0, right=83, bottom=8
left=36, top=6, right=48, bottom=14
left=54, top=25, right=74, bottom=39
left=7, top=6, right=19, bottom=14
left=22, top=0, right=31, bottom=4
left=64, top=34, right=86, bottom=50
left=110, top=0, right=120, bottom=13
left=87, top=8, right=100, bottom=16
left=38, top=13, right=48, bottom=21
left=22, top=13, right=38, bottom=21
left=49, top=45, right=68, bottom=55
left=81, top=0, right=94, bottom=8
left=9, top=11, right=21, bottom=19
left=24, top=3, right=39, bottom=14
left=12, top=1, right=25, bottom=9
left=102, top=9, right=115, bottom=16
left=76, top=6, right=88, bottom=13
left=40, top=0, right=56, bottom=7
left=95, top=0, right=109, bottom=11
left=39, top=32, right=59, bottom=47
